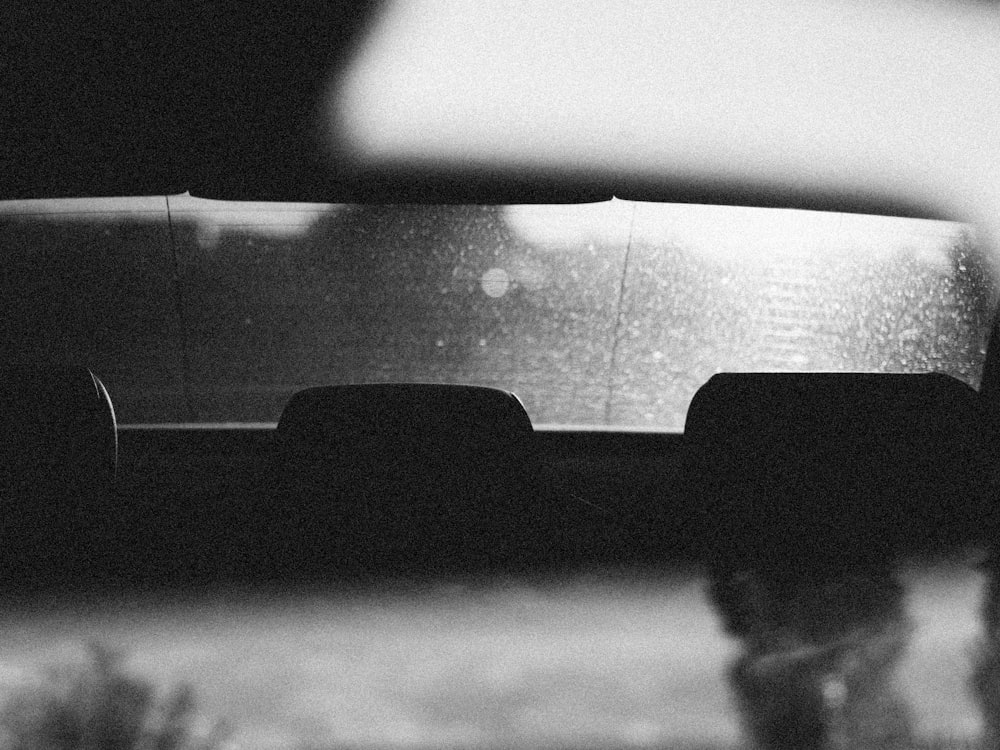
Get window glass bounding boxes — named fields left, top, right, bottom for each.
left=0, top=196, right=993, bottom=428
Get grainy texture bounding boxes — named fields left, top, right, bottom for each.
left=973, top=559, right=1000, bottom=750
left=710, top=567, right=914, bottom=750
left=0, top=644, right=228, bottom=750
left=0, top=569, right=982, bottom=749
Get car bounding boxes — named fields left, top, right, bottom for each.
left=2, top=2, right=999, bottom=749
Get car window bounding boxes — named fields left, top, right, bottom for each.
left=1, top=196, right=993, bottom=429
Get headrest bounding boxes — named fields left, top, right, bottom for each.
left=268, top=383, right=535, bottom=578
left=0, top=365, right=118, bottom=498
left=684, top=372, right=996, bottom=561
left=687, top=371, right=982, bottom=457
left=277, top=382, right=532, bottom=453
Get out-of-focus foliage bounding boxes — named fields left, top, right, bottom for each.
left=0, top=643, right=229, bottom=750
left=972, top=562, right=1000, bottom=750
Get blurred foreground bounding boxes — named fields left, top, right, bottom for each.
left=0, top=562, right=986, bottom=750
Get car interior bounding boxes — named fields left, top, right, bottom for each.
left=5, top=2, right=1000, bottom=749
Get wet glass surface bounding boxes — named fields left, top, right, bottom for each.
left=0, top=197, right=993, bottom=428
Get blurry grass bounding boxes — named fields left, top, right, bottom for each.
left=0, top=638, right=984, bottom=750
left=972, top=639, right=1000, bottom=750
left=972, top=567, right=1000, bottom=750
left=0, top=642, right=229, bottom=750
left=0, top=568, right=986, bottom=750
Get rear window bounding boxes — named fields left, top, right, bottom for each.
left=0, top=196, right=993, bottom=429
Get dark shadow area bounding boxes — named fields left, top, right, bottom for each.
left=686, top=372, right=1000, bottom=750
left=2, top=2, right=386, bottom=200
left=0, top=211, right=187, bottom=421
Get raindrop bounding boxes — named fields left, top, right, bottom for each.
left=480, top=267, right=510, bottom=298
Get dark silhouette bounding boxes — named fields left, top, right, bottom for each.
left=0, top=366, right=119, bottom=591
left=973, top=554, right=1000, bottom=750
left=685, top=372, right=993, bottom=749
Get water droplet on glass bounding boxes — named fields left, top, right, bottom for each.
left=480, top=267, right=510, bottom=298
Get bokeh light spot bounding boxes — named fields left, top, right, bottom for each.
left=481, top=267, right=510, bottom=298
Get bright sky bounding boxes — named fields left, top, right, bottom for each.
left=504, top=200, right=964, bottom=267
left=2, top=194, right=962, bottom=268
left=0, top=195, right=337, bottom=248
left=335, top=0, right=1000, bottom=240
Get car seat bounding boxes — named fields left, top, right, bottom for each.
left=0, top=365, right=118, bottom=590
left=684, top=371, right=995, bottom=571
left=261, top=383, right=553, bottom=583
